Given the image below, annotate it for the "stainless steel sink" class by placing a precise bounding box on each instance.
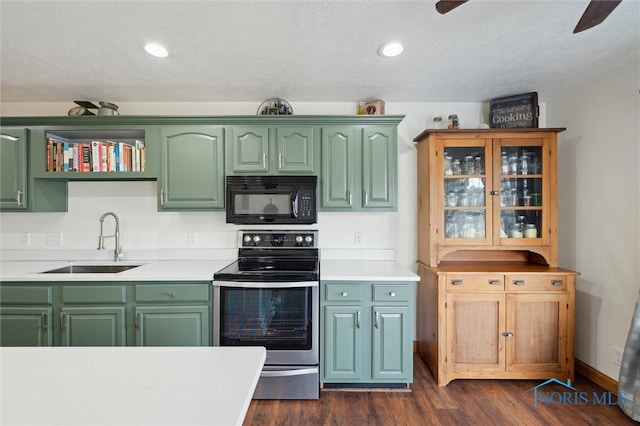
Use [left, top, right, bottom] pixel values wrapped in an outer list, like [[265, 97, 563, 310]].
[[41, 264, 141, 274]]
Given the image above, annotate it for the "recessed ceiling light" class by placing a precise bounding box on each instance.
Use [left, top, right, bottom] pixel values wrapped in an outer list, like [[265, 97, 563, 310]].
[[144, 43, 169, 58], [378, 42, 404, 58]]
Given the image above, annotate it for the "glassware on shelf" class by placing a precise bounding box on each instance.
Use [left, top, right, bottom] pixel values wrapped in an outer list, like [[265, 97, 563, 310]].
[[447, 114, 459, 129], [474, 156, 483, 175], [522, 180, 531, 206], [452, 159, 462, 175], [444, 155, 453, 175], [520, 155, 529, 175], [463, 155, 474, 175], [432, 116, 443, 129], [509, 215, 526, 238], [524, 224, 537, 238], [508, 156, 519, 175], [501, 153, 509, 175]]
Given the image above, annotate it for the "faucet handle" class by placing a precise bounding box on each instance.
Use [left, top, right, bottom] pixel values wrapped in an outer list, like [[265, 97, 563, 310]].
[[97, 237, 104, 250]]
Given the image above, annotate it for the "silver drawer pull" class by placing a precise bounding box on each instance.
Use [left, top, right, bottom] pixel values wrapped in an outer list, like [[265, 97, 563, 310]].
[[513, 280, 525, 286], [165, 291, 174, 297], [451, 279, 463, 286], [341, 292, 348, 297], [488, 280, 501, 285], [551, 280, 563, 286], [389, 292, 396, 297]]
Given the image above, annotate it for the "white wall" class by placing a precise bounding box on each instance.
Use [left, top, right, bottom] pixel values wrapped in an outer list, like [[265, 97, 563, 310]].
[[547, 60, 640, 380], [0, 101, 490, 270]]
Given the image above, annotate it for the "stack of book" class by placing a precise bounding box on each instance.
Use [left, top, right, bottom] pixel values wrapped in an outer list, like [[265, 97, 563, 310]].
[[46, 138, 145, 172]]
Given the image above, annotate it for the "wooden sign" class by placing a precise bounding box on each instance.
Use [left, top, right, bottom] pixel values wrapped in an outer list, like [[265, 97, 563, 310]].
[[490, 92, 539, 128]]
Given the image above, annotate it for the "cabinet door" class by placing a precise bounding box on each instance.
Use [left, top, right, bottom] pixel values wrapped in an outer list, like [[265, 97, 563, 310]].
[[362, 126, 396, 209], [323, 306, 363, 381], [439, 138, 492, 246], [0, 307, 53, 346], [275, 126, 317, 173], [229, 126, 269, 173], [371, 306, 412, 381], [59, 306, 126, 346], [159, 126, 225, 209], [493, 137, 550, 246], [506, 293, 567, 373], [320, 127, 357, 209], [135, 306, 210, 346], [446, 292, 505, 373], [0, 128, 28, 210]]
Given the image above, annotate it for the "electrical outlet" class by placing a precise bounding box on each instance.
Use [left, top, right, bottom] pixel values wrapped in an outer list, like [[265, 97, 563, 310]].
[[46, 232, 62, 247], [188, 232, 198, 245], [614, 346, 623, 366], [354, 232, 363, 245], [20, 232, 31, 246]]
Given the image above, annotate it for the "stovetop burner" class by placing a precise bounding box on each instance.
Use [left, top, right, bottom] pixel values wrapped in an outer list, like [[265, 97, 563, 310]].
[[214, 230, 319, 282]]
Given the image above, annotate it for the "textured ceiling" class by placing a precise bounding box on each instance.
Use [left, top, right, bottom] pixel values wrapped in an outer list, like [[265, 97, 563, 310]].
[[1, 0, 638, 103]]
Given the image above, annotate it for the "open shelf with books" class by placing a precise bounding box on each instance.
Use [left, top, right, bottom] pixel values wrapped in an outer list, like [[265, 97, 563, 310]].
[[31, 128, 155, 180]]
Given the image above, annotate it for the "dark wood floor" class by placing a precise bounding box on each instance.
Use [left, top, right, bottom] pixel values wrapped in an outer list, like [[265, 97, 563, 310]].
[[243, 355, 636, 425]]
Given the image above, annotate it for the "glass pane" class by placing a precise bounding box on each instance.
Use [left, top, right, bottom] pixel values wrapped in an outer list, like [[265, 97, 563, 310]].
[[500, 177, 542, 207], [220, 287, 312, 350], [444, 177, 485, 208], [500, 210, 542, 239], [233, 193, 291, 215], [444, 147, 485, 176], [445, 210, 486, 239]]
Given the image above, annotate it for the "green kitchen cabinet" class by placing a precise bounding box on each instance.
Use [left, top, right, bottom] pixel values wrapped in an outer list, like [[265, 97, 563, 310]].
[[59, 306, 126, 346], [320, 125, 397, 211], [227, 125, 318, 175], [321, 281, 413, 385], [0, 284, 54, 346], [58, 284, 127, 346], [133, 282, 211, 346], [0, 128, 29, 210], [158, 126, 225, 210], [323, 305, 364, 381]]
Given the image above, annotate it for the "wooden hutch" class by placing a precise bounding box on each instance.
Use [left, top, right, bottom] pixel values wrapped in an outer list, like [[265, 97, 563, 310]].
[[414, 128, 579, 386]]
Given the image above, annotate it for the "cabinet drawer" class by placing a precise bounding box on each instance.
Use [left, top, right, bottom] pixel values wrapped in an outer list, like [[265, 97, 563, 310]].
[[324, 283, 363, 302], [506, 275, 567, 291], [61, 286, 127, 304], [135, 283, 210, 302], [0, 286, 53, 304], [372, 284, 410, 302], [446, 275, 504, 291]]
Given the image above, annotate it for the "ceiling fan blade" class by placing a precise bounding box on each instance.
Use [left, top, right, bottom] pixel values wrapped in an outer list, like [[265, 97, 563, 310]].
[[435, 0, 469, 15], [573, 0, 622, 33]]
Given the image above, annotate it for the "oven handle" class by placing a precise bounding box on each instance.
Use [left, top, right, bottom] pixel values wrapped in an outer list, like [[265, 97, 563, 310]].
[[213, 280, 318, 288], [260, 368, 318, 378]]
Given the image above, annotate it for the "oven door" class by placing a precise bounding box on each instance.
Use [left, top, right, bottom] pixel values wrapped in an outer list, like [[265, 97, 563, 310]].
[[213, 281, 319, 366]]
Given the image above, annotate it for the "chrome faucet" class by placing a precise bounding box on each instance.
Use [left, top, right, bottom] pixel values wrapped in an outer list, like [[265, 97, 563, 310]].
[[98, 211, 122, 261]]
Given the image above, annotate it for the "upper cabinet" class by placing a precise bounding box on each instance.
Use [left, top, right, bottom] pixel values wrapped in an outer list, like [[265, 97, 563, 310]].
[[158, 126, 225, 210], [0, 115, 404, 212], [0, 128, 28, 210], [226, 125, 318, 175], [415, 128, 564, 266], [321, 125, 397, 211]]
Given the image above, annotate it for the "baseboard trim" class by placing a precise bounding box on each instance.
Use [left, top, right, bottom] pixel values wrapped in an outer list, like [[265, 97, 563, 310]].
[[575, 358, 618, 394]]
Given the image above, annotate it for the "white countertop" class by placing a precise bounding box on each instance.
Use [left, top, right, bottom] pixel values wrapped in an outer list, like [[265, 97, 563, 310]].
[[0, 259, 417, 282], [0, 346, 266, 426], [320, 260, 418, 281]]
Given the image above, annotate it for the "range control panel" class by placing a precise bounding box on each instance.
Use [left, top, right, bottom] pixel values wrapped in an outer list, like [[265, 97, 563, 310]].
[[239, 230, 318, 248]]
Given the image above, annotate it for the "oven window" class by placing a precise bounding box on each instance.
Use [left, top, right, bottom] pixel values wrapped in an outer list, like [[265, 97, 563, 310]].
[[233, 194, 291, 215], [219, 287, 312, 350]]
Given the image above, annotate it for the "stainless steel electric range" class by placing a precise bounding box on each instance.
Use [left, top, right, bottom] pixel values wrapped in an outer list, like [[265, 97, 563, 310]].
[[213, 230, 319, 400]]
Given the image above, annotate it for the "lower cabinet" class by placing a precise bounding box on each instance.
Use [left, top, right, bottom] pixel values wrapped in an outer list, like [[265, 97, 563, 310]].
[[134, 282, 211, 346], [321, 280, 413, 385], [59, 284, 127, 346], [417, 264, 577, 386], [0, 284, 54, 346], [0, 281, 211, 347]]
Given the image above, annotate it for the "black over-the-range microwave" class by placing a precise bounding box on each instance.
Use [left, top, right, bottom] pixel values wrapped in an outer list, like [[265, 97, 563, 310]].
[[225, 175, 317, 225]]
